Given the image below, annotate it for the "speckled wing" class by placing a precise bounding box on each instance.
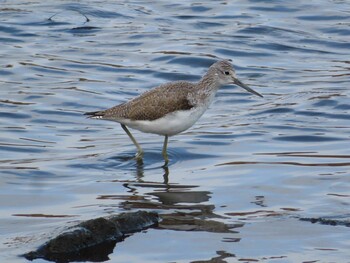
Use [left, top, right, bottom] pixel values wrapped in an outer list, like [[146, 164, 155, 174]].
[[87, 81, 196, 122]]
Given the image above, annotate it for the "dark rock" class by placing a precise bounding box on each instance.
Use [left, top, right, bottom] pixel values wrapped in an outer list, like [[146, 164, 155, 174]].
[[23, 211, 159, 262], [109, 210, 158, 234]]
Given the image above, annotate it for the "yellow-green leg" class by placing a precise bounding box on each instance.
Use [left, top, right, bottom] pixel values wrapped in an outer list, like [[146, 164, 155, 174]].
[[162, 135, 169, 164], [121, 124, 143, 159]]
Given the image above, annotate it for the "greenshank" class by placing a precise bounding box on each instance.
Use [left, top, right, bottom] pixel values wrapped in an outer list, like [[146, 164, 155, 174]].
[[85, 60, 263, 163]]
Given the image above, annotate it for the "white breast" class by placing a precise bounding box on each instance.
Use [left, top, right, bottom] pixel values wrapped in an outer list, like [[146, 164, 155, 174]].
[[121, 104, 209, 136]]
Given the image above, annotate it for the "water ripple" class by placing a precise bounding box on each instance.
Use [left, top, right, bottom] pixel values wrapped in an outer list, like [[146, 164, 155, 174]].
[[1, 0, 350, 262]]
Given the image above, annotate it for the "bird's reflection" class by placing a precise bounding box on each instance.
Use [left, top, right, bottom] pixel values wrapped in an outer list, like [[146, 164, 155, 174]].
[[132, 157, 170, 184], [122, 159, 243, 233]]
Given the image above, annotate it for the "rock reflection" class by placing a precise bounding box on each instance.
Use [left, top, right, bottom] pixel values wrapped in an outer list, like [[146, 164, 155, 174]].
[[191, 250, 236, 263]]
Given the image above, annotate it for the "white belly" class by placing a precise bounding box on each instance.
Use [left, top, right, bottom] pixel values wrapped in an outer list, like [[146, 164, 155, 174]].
[[121, 106, 208, 136]]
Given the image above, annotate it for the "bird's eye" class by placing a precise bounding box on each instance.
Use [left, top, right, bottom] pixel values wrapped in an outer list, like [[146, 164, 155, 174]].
[[224, 71, 230, 75]]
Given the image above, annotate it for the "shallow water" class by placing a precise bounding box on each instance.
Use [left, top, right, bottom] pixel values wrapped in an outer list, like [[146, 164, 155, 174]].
[[1, 0, 350, 262]]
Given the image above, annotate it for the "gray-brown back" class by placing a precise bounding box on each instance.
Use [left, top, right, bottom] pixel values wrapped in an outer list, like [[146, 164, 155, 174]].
[[97, 81, 196, 121]]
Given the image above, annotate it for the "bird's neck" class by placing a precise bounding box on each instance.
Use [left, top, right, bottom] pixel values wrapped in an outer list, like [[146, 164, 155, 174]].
[[189, 71, 221, 107], [197, 70, 221, 93]]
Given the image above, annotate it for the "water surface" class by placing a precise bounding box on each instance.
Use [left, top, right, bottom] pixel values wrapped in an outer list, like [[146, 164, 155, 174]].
[[1, 0, 349, 262]]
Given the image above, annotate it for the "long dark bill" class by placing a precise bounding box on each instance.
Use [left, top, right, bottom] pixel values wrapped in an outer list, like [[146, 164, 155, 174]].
[[233, 78, 263, 98]]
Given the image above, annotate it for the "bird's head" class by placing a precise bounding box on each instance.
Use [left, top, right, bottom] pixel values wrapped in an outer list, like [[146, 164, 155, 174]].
[[211, 60, 263, 98]]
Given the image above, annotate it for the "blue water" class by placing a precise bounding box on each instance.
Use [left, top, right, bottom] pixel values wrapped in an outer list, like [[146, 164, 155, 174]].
[[1, 1, 349, 262]]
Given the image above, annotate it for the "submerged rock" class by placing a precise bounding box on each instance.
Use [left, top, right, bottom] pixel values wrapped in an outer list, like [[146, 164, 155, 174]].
[[23, 211, 159, 262], [159, 213, 243, 233], [299, 215, 350, 227]]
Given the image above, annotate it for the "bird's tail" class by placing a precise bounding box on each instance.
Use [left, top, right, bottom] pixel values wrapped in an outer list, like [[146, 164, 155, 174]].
[[84, 110, 105, 119]]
